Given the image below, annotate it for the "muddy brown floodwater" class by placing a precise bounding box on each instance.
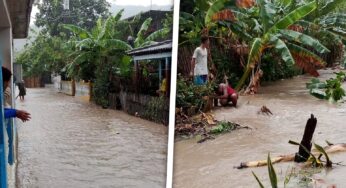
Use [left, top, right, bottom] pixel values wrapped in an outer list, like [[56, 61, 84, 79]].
[[16, 87, 167, 188], [174, 69, 346, 188]]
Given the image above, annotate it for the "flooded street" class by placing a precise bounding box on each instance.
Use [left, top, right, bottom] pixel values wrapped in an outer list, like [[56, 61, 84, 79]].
[[16, 87, 167, 188], [174, 69, 346, 187]]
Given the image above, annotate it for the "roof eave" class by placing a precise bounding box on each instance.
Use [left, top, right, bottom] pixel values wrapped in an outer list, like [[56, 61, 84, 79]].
[[7, 0, 34, 38]]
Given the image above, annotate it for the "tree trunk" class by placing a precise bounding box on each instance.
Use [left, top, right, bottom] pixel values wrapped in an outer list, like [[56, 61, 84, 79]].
[[294, 114, 317, 162]]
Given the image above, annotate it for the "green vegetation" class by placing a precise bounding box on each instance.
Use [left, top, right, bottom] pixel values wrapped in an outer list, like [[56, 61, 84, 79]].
[[252, 155, 310, 188], [16, 1, 172, 110], [176, 76, 215, 111], [307, 71, 346, 101], [178, 0, 346, 103], [35, 0, 110, 36], [143, 96, 169, 124], [16, 32, 70, 77], [253, 141, 333, 188], [253, 154, 278, 188], [288, 140, 332, 168], [209, 121, 239, 134]]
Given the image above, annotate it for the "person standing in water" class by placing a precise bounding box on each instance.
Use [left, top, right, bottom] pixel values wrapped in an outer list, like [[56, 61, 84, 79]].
[[191, 36, 209, 85], [16, 80, 26, 101]]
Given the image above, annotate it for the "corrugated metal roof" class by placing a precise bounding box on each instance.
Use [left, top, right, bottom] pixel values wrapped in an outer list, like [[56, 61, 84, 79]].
[[127, 40, 172, 56]]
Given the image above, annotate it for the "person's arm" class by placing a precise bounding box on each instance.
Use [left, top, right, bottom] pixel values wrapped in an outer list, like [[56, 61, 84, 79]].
[[4, 108, 17, 118], [219, 86, 229, 99], [190, 48, 198, 76], [224, 75, 229, 85], [190, 58, 196, 76], [4, 108, 31, 122]]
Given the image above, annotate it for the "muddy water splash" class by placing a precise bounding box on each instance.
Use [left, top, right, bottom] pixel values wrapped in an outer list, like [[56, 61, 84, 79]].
[[16, 87, 167, 188], [174, 69, 346, 188]]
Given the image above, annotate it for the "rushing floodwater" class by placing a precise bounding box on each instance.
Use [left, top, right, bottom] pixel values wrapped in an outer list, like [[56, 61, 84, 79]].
[[174, 69, 346, 188], [16, 87, 168, 188]]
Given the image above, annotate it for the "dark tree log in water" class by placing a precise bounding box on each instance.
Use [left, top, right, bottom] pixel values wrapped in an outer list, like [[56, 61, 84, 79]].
[[236, 115, 346, 169], [294, 114, 317, 162]]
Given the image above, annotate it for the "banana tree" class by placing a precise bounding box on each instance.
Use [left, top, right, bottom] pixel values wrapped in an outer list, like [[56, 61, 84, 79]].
[[132, 17, 170, 48], [179, 12, 208, 45], [63, 10, 133, 79], [64, 10, 170, 78], [294, 0, 346, 66], [207, 0, 330, 91]]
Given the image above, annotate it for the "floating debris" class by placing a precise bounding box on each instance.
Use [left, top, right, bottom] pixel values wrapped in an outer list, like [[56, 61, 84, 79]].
[[236, 115, 346, 169], [175, 108, 251, 143], [258, 105, 273, 115]]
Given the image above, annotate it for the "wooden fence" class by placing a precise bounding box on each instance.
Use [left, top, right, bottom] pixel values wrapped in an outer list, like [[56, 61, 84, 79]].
[[109, 92, 169, 125], [58, 78, 168, 125], [23, 76, 44, 88]]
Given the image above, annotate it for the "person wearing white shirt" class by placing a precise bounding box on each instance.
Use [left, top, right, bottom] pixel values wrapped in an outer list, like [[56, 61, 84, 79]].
[[191, 36, 209, 85]]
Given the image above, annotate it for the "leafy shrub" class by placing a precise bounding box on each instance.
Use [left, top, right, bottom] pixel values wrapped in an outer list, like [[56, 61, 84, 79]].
[[93, 64, 111, 107], [306, 71, 346, 101], [143, 96, 168, 124], [209, 121, 238, 134], [176, 76, 215, 109], [261, 53, 303, 82]]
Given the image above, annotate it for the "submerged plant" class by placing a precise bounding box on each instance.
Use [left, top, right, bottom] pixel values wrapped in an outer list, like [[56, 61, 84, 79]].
[[325, 79, 345, 102], [253, 141, 334, 187], [314, 143, 332, 168], [306, 71, 345, 102], [252, 154, 278, 188], [209, 121, 238, 134]]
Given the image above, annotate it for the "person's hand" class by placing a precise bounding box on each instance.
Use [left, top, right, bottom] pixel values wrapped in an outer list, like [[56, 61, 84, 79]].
[[16, 110, 31, 122]]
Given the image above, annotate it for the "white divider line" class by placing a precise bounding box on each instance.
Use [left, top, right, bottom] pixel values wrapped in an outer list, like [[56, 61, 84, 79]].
[[166, 0, 180, 187]]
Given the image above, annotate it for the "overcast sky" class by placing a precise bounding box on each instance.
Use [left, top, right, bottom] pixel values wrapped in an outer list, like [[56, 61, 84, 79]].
[[19, 0, 173, 52], [31, 0, 173, 21], [109, 0, 172, 6]]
